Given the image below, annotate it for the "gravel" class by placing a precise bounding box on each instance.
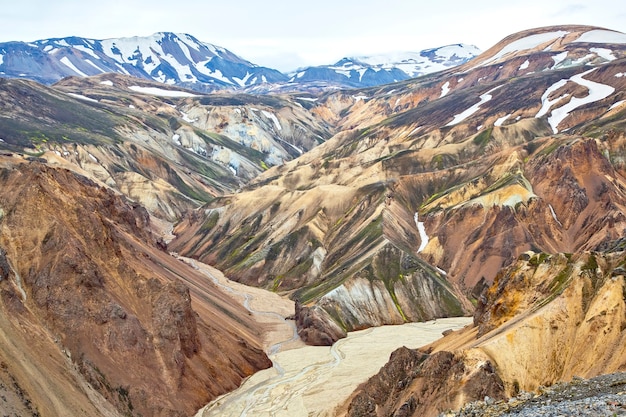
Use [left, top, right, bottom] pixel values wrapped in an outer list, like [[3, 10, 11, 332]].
[[441, 372, 626, 417]]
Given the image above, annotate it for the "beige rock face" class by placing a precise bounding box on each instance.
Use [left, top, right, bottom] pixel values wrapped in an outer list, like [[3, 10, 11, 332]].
[[472, 251, 626, 391], [344, 250, 626, 416]]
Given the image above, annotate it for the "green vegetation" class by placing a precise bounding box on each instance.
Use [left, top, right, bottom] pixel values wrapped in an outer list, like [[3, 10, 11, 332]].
[[473, 127, 493, 148], [163, 163, 213, 203], [430, 153, 457, 170], [529, 252, 550, 267], [538, 139, 564, 156], [581, 253, 598, 272], [198, 94, 287, 109], [199, 211, 220, 233]]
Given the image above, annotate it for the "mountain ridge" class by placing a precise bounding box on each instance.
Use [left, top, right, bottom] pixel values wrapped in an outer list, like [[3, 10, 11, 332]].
[[0, 32, 479, 92], [170, 24, 626, 344], [0, 23, 625, 416]]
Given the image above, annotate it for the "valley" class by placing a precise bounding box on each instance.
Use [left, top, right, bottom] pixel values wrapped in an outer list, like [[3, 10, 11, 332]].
[[181, 256, 471, 417], [0, 23, 625, 417]]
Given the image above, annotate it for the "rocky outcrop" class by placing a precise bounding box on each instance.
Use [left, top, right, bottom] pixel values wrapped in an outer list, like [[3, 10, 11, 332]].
[[294, 301, 346, 345], [0, 75, 332, 222], [0, 159, 270, 416], [343, 249, 626, 416], [346, 349, 505, 417]]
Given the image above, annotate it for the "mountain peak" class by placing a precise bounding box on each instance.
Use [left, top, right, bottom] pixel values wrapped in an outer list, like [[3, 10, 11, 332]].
[[466, 24, 626, 69], [0, 33, 287, 90]]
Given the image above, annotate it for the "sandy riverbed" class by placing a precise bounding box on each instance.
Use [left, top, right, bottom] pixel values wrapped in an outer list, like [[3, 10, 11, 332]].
[[184, 258, 472, 417]]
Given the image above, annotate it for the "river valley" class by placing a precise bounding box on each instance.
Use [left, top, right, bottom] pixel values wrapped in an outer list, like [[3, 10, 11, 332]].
[[176, 256, 471, 417]]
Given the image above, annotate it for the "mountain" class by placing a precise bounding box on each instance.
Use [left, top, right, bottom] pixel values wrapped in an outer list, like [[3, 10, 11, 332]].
[[345, 248, 626, 416], [0, 33, 479, 93], [0, 158, 270, 416], [170, 25, 626, 344], [286, 44, 481, 89], [0, 73, 332, 220], [0, 32, 288, 91], [1, 23, 626, 416]]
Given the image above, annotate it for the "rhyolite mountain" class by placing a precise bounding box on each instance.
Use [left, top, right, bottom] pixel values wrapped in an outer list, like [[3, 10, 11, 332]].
[[0, 158, 271, 416], [0, 32, 479, 92], [345, 247, 626, 417], [0, 72, 332, 220], [170, 25, 626, 345]]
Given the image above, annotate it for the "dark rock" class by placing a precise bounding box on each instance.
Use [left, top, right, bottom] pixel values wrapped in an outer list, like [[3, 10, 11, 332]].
[[0, 247, 10, 281], [294, 301, 347, 346], [347, 349, 505, 417]]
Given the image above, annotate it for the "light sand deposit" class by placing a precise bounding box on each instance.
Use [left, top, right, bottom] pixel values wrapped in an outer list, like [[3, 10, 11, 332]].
[[186, 257, 472, 417]]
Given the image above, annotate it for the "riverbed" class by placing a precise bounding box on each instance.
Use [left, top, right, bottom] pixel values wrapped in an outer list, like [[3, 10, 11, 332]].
[[182, 257, 472, 417]]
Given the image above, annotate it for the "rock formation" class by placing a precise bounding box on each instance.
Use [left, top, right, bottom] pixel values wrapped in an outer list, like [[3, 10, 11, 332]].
[[344, 249, 626, 416], [0, 157, 270, 416], [171, 25, 626, 339]]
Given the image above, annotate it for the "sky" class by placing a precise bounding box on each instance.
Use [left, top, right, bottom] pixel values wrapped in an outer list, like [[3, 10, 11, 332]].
[[1, 1, 625, 72]]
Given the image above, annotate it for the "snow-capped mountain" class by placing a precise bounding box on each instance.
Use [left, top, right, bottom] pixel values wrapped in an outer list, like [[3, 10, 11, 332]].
[[287, 44, 481, 88], [0, 32, 287, 91], [0, 34, 480, 93]]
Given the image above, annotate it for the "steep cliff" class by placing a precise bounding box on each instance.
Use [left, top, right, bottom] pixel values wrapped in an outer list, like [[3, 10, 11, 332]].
[[0, 157, 270, 416], [344, 249, 626, 416]]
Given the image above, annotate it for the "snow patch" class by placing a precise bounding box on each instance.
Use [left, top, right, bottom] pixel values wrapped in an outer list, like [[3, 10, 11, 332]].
[[547, 68, 614, 133], [128, 85, 198, 97], [60, 56, 89, 77], [100, 80, 114, 86], [414, 213, 429, 253], [519, 60, 530, 70], [180, 111, 196, 123], [233, 71, 253, 87], [261, 110, 282, 131], [616, 73, 625, 78], [440, 81, 450, 98], [574, 30, 626, 44], [67, 93, 98, 103], [73, 45, 100, 59], [609, 100, 625, 110], [536, 79, 569, 118], [446, 85, 502, 126], [83, 59, 104, 72], [494, 114, 512, 127], [590, 47, 616, 61], [172, 134, 182, 146], [88, 153, 98, 163], [551, 51, 568, 67], [480, 31, 569, 66], [548, 204, 562, 227], [352, 95, 368, 101]]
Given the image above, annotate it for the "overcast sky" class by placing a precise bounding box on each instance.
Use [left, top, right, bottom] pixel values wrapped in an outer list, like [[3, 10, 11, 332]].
[[1, 1, 625, 71]]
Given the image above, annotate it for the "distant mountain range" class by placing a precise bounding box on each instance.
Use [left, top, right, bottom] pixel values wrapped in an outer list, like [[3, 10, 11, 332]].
[[0, 33, 480, 92], [287, 45, 481, 88]]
